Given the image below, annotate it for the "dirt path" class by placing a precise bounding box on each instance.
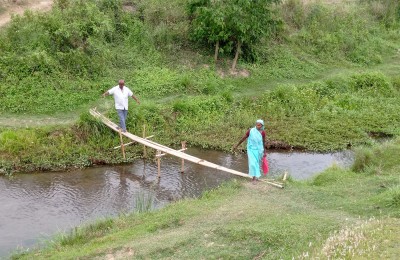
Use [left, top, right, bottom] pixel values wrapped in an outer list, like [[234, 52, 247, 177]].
[[0, 114, 76, 127], [0, 0, 53, 27]]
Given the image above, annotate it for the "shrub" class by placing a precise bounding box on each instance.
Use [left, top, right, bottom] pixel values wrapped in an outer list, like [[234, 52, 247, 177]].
[[352, 139, 400, 173], [387, 187, 400, 208], [349, 72, 394, 97], [0, 129, 39, 155], [311, 166, 354, 186]]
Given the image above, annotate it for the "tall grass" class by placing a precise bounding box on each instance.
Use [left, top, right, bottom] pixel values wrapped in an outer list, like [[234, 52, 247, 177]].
[[134, 190, 155, 213], [351, 137, 400, 173], [278, 0, 399, 64]]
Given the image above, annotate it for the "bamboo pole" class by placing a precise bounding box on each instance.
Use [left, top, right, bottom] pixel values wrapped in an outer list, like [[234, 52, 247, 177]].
[[155, 148, 187, 158], [157, 150, 161, 178], [113, 135, 154, 150], [181, 141, 186, 173], [259, 179, 284, 189], [143, 124, 147, 159], [118, 129, 126, 159], [263, 179, 284, 186], [283, 171, 288, 181]]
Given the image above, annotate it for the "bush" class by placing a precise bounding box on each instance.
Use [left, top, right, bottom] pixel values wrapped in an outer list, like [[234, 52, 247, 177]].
[[135, 0, 189, 51], [311, 166, 354, 186], [352, 139, 400, 173], [349, 72, 394, 97], [286, 1, 393, 65], [0, 129, 39, 155], [387, 187, 400, 208]]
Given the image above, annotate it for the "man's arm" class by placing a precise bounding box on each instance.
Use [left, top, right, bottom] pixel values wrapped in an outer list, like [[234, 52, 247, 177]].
[[132, 95, 140, 104], [102, 91, 109, 98]]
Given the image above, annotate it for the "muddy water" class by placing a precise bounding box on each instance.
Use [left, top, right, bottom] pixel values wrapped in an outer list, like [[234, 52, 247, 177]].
[[0, 148, 353, 257]]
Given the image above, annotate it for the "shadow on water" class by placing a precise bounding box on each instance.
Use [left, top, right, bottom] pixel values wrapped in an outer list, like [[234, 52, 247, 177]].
[[0, 147, 353, 257]]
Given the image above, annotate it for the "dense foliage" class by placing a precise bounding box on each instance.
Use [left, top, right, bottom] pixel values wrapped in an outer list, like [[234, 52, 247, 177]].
[[188, 0, 282, 68]]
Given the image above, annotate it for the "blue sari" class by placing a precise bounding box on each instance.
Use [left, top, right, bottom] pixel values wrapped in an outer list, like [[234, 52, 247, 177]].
[[247, 127, 264, 178]]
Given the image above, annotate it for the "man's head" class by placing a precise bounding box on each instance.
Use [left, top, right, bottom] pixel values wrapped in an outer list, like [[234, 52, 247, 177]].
[[118, 79, 125, 88]]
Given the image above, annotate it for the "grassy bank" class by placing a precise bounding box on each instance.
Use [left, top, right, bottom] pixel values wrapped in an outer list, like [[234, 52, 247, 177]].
[[11, 138, 400, 259], [2, 67, 400, 174]]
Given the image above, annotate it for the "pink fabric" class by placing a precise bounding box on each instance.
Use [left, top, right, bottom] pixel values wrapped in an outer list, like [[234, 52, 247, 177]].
[[262, 156, 269, 175]]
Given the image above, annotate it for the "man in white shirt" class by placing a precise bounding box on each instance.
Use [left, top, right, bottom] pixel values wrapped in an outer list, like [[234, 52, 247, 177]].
[[102, 79, 140, 132]]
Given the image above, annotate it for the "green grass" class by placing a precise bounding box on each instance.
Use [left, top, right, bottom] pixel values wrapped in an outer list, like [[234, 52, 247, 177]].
[[11, 138, 400, 259]]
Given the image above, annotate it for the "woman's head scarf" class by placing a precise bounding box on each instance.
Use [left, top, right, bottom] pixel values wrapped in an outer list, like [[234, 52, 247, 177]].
[[256, 119, 264, 130]]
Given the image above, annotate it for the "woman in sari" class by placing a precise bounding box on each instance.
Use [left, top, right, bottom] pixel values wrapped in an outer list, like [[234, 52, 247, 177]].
[[233, 119, 266, 183]]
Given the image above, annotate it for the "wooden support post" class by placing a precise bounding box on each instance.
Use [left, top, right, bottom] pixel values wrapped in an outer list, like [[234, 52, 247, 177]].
[[157, 150, 161, 178], [283, 171, 288, 181], [180, 141, 186, 173], [143, 124, 147, 159], [119, 129, 126, 159]]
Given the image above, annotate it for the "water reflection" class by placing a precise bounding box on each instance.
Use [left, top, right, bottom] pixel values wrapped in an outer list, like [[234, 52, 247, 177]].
[[0, 148, 353, 257]]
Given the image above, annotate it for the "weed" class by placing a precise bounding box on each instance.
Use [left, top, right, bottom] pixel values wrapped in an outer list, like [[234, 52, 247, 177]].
[[134, 190, 155, 214]]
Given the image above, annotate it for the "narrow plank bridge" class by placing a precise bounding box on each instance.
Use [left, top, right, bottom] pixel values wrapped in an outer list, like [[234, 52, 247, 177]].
[[89, 108, 283, 188]]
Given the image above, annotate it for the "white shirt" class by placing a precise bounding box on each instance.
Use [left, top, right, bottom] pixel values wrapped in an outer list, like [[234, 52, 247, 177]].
[[108, 85, 133, 110]]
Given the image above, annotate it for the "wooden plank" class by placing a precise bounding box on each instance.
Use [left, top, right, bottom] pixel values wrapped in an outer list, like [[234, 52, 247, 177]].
[[90, 108, 250, 178], [143, 125, 147, 158], [156, 148, 187, 158], [181, 141, 186, 173]]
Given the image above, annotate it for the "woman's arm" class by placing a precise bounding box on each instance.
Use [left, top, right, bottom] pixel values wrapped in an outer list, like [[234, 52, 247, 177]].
[[233, 129, 250, 150], [234, 135, 247, 149]]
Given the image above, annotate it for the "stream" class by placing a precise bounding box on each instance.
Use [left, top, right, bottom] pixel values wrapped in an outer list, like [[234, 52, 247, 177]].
[[0, 147, 353, 258]]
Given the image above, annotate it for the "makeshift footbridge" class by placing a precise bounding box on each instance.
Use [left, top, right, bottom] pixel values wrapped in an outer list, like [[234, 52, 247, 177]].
[[89, 108, 283, 188]]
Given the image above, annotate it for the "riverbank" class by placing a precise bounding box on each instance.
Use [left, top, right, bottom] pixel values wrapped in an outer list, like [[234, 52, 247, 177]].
[[1, 148, 353, 257], [11, 138, 400, 259]]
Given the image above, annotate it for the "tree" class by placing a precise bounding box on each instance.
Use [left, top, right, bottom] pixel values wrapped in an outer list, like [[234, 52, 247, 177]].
[[188, 0, 229, 63], [189, 0, 281, 70]]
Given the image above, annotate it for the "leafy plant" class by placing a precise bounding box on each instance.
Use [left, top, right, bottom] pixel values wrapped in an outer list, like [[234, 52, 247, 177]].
[[188, 0, 281, 69]]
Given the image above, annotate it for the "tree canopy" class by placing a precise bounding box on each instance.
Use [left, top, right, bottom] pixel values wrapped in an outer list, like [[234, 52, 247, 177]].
[[188, 0, 281, 70]]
